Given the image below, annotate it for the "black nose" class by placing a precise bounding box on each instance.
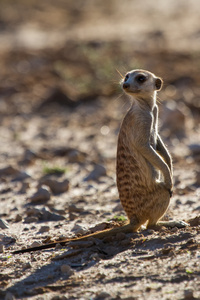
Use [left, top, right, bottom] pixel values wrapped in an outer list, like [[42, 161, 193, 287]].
[[123, 82, 130, 89]]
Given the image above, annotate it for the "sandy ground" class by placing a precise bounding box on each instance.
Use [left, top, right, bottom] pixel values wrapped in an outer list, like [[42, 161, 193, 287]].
[[0, 1, 200, 299]]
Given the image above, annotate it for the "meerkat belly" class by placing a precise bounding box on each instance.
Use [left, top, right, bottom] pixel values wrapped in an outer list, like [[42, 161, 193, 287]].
[[117, 144, 157, 194]]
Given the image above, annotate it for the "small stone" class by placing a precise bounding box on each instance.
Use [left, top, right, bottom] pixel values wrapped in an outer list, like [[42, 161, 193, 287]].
[[0, 165, 20, 177], [12, 171, 31, 182], [0, 244, 4, 253], [30, 241, 42, 248], [18, 181, 30, 194], [0, 218, 9, 229], [69, 212, 79, 221], [188, 216, 200, 227], [15, 214, 22, 222], [195, 170, 200, 185], [84, 164, 107, 181], [68, 204, 83, 213], [72, 224, 87, 235], [29, 187, 51, 203], [55, 243, 62, 250], [96, 291, 111, 299], [5, 292, 16, 300], [184, 288, 194, 299], [171, 227, 178, 233], [60, 264, 74, 276], [40, 179, 69, 195], [23, 262, 32, 269], [38, 225, 50, 233], [24, 216, 38, 223]]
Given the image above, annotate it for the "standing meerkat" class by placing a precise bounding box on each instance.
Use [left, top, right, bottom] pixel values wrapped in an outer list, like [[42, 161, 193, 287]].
[[117, 69, 173, 230], [13, 69, 187, 254]]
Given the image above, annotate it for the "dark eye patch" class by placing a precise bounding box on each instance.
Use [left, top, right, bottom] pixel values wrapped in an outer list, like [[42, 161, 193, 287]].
[[136, 74, 147, 83], [124, 74, 129, 81]]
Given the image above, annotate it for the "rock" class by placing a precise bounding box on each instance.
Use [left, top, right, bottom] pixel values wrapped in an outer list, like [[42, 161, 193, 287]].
[[68, 149, 86, 163], [0, 244, 4, 253], [0, 218, 9, 229], [40, 178, 69, 194], [183, 288, 194, 299], [188, 216, 200, 227], [40, 207, 65, 221], [29, 187, 51, 203], [23, 262, 32, 269], [0, 165, 20, 177], [84, 164, 107, 181], [24, 216, 38, 223], [95, 291, 111, 299], [5, 292, 16, 300], [30, 241, 42, 248], [195, 170, 200, 186], [18, 181, 30, 194], [12, 171, 31, 182], [15, 214, 22, 222], [72, 224, 88, 235], [26, 206, 65, 221], [19, 149, 38, 165], [60, 264, 74, 276], [38, 225, 50, 233], [68, 204, 84, 213]]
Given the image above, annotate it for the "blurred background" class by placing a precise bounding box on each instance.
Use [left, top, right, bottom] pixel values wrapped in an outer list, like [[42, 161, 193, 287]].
[[0, 2, 200, 297]]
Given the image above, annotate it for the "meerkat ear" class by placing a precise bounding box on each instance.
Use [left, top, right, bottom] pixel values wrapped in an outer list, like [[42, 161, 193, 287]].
[[155, 77, 163, 91]]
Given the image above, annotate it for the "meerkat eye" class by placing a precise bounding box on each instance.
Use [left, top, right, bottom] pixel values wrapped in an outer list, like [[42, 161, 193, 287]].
[[137, 75, 146, 83], [124, 74, 129, 81]]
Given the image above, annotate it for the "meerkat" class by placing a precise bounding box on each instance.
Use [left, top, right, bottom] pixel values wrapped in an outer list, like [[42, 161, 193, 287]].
[[13, 69, 187, 254]]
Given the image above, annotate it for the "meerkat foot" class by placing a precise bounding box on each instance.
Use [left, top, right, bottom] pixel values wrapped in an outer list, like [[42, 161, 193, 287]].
[[148, 220, 189, 230]]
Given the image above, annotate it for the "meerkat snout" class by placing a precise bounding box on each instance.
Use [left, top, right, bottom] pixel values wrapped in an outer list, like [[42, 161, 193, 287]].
[[123, 82, 130, 89]]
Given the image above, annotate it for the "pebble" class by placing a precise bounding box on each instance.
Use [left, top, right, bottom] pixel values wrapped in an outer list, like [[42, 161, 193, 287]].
[[72, 224, 88, 235], [60, 264, 74, 276], [68, 204, 84, 213], [24, 216, 38, 223], [29, 187, 51, 203], [23, 262, 32, 269], [30, 241, 42, 248], [5, 292, 16, 300], [0, 165, 20, 177], [195, 170, 200, 185], [84, 164, 107, 181], [40, 178, 69, 195], [38, 225, 50, 233], [0, 218, 9, 229], [18, 181, 30, 194], [15, 214, 23, 222], [68, 149, 86, 163], [184, 288, 194, 299], [0, 244, 4, 253], [12, 171, 31, 182], [96, 291, 111, 299]]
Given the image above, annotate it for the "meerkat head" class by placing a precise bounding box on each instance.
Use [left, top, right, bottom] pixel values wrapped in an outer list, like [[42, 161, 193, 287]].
[[122, 69, 163, 99]]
